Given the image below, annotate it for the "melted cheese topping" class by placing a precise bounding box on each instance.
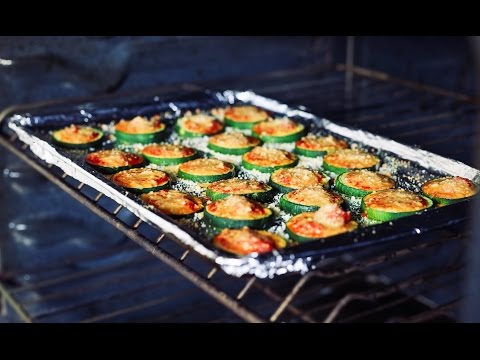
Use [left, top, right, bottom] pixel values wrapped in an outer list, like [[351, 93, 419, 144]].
[[243, 147, 297, 166], [209, 132, 260, 148], [252, 118, 304, 136], [364, 189, 429, 212], [422, 176, 478, 199], [208, 178, 270, 194], [115, 115, 164, 134], [324, 149, 380, 169], [287, 210, 357, 239], [141, 190, 204, 216], [342, 170, 395, 191], [53, 125, 101, 144], [271, 168, 327, 189], [207, 195, 270, 220], [112, 168, 169, 189], [285, 186, 343, 206], [85, 150, 144, 168], [224, 106, 268, 123], [313, 204, 350, 228], [179, 158, 233, 176], [296, 135, 349, 153], [143, 144, 196, 158], [178, 114, 223, 134], [213, 227, 285, 255]]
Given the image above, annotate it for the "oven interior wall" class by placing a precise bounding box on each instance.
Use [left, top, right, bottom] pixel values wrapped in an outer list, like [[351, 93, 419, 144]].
[[0, 36, 474, 109]]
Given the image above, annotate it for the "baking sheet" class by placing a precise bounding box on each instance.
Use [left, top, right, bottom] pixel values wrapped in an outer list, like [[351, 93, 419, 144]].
[[5, 89, 480, 278]]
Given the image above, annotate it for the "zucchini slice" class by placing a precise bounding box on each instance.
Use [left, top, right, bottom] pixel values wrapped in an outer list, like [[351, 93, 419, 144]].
[[142, 144, 197, 165], [175, 113, 224, 137], [223, 105, 269, 129], [140, 189, 204, 217], [252, 118, 306, 143], [114, 115, 166, 144], [207, 132, 261, 155], [52, 125, 104, 149], [111, 168, 170, 194], [213, 227, 287, 256], [85, 149, 145, 174], [205, 195, 273, 229], [421, 176, 479, 205], [286, 204, 357, 242], [280, 185, 343, 215], [335, 170, 395, 197], [206, 178, 274, 202], [323, 149, 380, 175], [270, 167, 329, 193], [242, 147, 298, 173], [361, 189, 433, 221], [178, 158, 235, 183], [294, 134, 349, 157]]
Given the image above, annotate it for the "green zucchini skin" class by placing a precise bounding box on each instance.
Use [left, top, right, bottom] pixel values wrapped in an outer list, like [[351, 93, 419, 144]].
[[242, 158, 299, 173], [294, 135, 349, 158], [121, 183, 169, 194], [174, 123, 207, 138], [223, 105, 268, 129], [204, 208, 273, 229], [177, 159, 235, 183], [52, 127, 104, 149], [335, 172, 371, 197], [85, 150, 146, 174], [207, 141, 259, 155], [279, 195, 320, 215], [206, 186, 274, 203], [335, 171, 395, 198], [423, 195, 475, 206], [294, 147, 327, 158], [223, 105, 269, 130], [224, 117, 263, 129], [142, 144, 198, 166], [421, 177, 479, 206], [361, 194, 433, 222], [268, 180, 297, 194], [206, 189, 274, 203], [143, 152, 198, 166], [177, 168, 235, 183], [114, 124, 167, 144], [87, 161, 145, 174], [279, 186, 343, 215], [323, 149, 380, 175], [285, 226, 319, 243], [323, 161, 377, 175], [252, 125, 306, 143], [242, 157, 299, 174], [174, 116, 224, 138], [242, 147, 299, 173], [335, 175, 370, 198], [88, 163, 144, 174], [285, 211, 357, 243], [111, 169, 170, 194]]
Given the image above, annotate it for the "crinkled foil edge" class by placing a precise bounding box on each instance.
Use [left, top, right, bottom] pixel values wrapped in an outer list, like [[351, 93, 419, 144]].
[[8, 90, 480, 279]]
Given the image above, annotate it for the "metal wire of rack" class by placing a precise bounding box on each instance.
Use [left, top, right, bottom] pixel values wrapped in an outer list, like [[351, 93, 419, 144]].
[[0, 64, 477, 322]]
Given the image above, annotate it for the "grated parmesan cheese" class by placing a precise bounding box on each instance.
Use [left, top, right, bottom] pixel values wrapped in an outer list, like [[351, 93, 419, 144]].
[[89, 104, 440, 253]]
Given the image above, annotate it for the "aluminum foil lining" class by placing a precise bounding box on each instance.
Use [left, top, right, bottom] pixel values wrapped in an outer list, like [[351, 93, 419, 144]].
[[7, 90, 480, 279]]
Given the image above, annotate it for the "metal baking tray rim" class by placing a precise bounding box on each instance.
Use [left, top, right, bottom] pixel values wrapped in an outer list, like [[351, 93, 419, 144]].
[[7, 89, 480, 279]]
